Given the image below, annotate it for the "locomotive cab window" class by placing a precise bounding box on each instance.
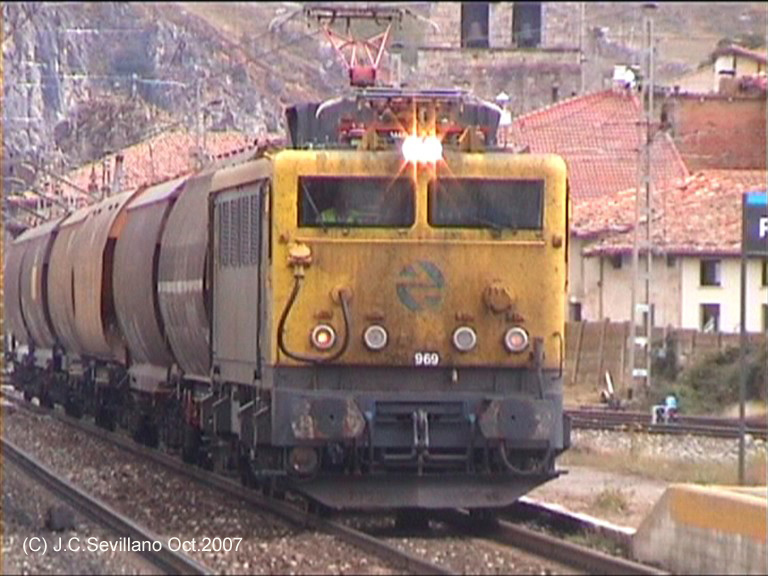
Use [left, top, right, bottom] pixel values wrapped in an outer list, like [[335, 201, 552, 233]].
[[428, 178, 544, 230], [298, 176, 415, 228]]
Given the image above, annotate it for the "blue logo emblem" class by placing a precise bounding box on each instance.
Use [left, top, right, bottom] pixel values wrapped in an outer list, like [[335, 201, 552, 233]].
[[396, 261, 445, 311]]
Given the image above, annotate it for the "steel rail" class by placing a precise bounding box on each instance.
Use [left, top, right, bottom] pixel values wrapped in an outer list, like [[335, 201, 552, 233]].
[[432, 509, 669, 576], [567, 408, 767, 440], [570, 418, 767, 440], [7, 399, 453, 576], [1, 437, 212, 576]]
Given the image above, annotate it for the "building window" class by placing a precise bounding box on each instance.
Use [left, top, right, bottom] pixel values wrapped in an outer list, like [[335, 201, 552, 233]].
[[569, 301, 582, 322], [610, 254, 622, 269], [700, 259, 721, 287], [763, 304, 768, 332], [513, 2, 542, 48], [461, 2, 489, 48], [762, 259, 768, 287], [701, 304, 720, 332]]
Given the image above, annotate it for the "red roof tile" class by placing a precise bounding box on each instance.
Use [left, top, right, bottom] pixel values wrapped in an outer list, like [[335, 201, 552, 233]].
[[580, 169, 768, 256], [56, 129, 252, 203], [509, 89, 689, 199], [712, 44, 768, 65]]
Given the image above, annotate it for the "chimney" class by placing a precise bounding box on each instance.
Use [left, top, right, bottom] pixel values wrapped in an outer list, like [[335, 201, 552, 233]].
[[112, 153, 124, 194]]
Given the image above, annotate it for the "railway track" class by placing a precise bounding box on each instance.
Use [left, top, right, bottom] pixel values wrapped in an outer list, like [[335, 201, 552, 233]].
[[1, 437, 211, 576], [2, 390, 452, 576], [567, 407, 768, 440], [433, 509, 667, 576], [5, 388, 670, 575]]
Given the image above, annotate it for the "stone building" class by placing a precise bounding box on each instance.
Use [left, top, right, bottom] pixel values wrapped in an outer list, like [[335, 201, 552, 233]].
[[405, 2, 585, 115]]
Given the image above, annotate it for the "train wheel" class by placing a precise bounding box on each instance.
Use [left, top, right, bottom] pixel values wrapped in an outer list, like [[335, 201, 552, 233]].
[[64, 395, 83, 419], [96, 407, 116, 431], [144, 422, 159, 449], [469, 508, 498, 531], [182, 425, 201, 465], [40, 393, 55, 410], [395, 508, 430, 532]]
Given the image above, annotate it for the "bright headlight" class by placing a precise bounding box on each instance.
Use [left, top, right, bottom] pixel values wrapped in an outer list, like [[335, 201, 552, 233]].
[[310, 324, 336, 351], [504, 327, 529, 353], [402, 135, 442, 164]]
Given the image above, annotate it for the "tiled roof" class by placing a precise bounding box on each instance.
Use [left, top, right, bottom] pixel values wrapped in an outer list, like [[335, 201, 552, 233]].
[[580, 170, 768, 256], [509, 89, 689, 199], [60, 129, 252, 200], [713, 44, 768, 65]]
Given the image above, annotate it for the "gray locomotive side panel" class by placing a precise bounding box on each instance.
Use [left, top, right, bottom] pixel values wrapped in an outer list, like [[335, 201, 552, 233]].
[[18, 218, 63, 349], [114, 178, 185, 369], [157, 172, 215, 379], [212, 184, 264, 384]]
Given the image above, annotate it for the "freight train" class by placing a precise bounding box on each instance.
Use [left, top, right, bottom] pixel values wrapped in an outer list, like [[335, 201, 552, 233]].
[[5, 86, 570, 510]]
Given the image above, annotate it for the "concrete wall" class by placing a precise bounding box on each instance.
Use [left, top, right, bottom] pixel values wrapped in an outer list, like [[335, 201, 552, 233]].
[[579, 253, 682, 328], [681, 257, 767, 334], [715, 54, 766, 88], [633, 484, 767, 575], [575, 253, 766, 334], [663, 95, 767, 170], [667, 66, 717, 94]]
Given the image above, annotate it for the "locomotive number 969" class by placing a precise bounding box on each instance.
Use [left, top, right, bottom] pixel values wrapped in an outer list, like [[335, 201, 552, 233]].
[[414, 352, 440, 366]]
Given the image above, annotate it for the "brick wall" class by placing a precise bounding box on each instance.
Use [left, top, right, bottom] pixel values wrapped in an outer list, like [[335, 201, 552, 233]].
[[663, 95, 767, 170]]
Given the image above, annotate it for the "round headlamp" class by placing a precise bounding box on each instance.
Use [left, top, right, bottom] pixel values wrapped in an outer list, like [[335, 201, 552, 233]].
[[310, 324, 337, 351], [452, 326, 478, 352], [363, 325, 388, 351], [504, 327, 529, 353]]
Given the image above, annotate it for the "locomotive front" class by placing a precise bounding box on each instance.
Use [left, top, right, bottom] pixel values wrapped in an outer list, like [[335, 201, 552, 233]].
[[267, 90, 570, 508]]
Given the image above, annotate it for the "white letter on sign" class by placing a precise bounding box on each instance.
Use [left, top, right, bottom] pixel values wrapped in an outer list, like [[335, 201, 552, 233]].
[[760, 217, 768, 239]]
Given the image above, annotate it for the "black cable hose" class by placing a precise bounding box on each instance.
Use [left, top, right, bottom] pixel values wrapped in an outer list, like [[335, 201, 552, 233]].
[[277, 275, 351, 364]]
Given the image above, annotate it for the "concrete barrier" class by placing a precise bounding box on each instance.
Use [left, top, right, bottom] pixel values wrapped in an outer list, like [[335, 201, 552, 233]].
[[632, 484, 767, 574]]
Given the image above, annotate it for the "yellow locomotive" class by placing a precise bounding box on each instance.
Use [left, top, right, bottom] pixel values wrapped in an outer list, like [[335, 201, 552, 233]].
[[6, 90, 569, 510]]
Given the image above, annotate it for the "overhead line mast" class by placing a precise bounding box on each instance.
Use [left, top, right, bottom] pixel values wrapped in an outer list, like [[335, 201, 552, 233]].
[[628, 3, 657, 401]]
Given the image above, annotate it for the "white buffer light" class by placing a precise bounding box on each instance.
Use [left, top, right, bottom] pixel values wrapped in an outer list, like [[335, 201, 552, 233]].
[[452, 326, 478, 352], [401, 135, 443, 164], [363, 325, 388, 351]]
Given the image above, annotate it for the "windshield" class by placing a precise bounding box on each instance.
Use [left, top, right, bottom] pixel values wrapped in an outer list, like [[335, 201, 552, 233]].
[[298, 176, 415, 228], [428, 178, 544, 230]]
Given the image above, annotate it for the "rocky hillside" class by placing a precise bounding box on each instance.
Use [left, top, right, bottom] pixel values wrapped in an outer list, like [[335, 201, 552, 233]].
[[2, 2, 346, 192], [3, 1, 765, 196]]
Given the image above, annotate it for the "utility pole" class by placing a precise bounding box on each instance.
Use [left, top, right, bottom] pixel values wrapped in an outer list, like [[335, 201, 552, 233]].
[[628, 3, 656, 401], [194, 66, 204, 170], [579, 1, 586, 94]]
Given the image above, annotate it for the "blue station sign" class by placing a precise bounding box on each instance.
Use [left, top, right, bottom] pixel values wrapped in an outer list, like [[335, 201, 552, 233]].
[[743, 192, 768, 256]]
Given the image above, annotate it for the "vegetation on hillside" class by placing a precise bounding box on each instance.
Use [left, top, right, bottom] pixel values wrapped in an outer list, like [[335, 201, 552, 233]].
[[650, 342, 767, 415]]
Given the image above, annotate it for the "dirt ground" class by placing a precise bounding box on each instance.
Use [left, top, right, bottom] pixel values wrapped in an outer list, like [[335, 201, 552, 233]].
[[527, 465, 669, 530]]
